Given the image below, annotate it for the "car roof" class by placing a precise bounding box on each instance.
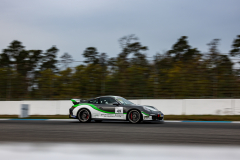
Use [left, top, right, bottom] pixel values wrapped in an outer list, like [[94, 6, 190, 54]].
[[88, 95, 120, 100], [97, 95, 118, 98]]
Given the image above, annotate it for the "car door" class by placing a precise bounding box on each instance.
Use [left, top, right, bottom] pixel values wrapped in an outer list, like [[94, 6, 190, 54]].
[[98, 97, 125, 119]]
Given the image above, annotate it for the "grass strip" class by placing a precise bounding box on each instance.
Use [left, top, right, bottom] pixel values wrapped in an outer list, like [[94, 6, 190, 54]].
[[0, 115, 240, 121], [0, 115, 69, 119]]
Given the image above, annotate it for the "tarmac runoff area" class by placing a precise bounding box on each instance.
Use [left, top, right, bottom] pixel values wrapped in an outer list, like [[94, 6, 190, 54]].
[[0, 119, 240, 145], [0, 119, 240, 159]]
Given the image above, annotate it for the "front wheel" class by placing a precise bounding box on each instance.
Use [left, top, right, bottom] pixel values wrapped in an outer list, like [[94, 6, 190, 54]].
[[128, 110, 142, 124], [78, 109, 91, 123]]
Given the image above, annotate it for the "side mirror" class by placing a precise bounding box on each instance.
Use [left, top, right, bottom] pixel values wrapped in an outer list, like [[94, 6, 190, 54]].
[[112, 102, 119, 106]]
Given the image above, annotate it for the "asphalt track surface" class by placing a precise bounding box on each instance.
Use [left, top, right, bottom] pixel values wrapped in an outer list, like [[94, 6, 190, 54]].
[[0, 120, 240, 145]]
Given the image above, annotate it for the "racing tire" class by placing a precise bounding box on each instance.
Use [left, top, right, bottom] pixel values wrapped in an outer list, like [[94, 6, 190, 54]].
[[95, 120, 102, 123], [128, 110, 142, 124], [78, 109, 91, 123]]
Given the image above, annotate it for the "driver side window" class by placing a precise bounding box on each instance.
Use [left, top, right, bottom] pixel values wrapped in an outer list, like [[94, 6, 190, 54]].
[[99, 97, 117, 105]]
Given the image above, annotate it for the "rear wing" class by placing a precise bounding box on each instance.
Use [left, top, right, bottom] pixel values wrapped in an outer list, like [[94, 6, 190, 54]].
[[71, 99, 87, 104], [71, 99, 79, 105]]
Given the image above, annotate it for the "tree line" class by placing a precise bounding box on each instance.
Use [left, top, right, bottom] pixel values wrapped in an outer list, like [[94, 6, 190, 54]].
[[0, 34, 240, 100]]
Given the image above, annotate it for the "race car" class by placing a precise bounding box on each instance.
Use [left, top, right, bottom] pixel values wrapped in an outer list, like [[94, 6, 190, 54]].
[[69, 96, 164, 124]]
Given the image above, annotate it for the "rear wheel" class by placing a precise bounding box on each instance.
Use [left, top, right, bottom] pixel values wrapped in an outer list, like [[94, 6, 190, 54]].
[[128, 110, 142, 124], [78, 109, 91, 123]]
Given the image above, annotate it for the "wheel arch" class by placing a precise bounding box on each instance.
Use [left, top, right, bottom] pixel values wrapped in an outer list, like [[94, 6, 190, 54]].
[[77, 107, 92, 118], [126, 108, 143, 121]]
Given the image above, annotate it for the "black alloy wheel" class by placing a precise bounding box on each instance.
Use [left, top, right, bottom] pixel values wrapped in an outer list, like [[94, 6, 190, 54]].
[[78, 109, 91, 122], [128, 110, 142, 124]]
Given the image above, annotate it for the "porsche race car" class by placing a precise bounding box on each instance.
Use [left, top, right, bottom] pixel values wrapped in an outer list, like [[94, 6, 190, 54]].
[[69, 96, 164, 124]]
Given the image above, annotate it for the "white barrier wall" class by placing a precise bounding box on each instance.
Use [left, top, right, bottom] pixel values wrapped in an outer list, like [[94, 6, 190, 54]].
[[0, 99, 240, 115], [135, 99, 240, 115]]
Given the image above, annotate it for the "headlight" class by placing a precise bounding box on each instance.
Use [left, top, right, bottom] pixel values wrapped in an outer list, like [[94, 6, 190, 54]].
[[143, 106, 159, 112]]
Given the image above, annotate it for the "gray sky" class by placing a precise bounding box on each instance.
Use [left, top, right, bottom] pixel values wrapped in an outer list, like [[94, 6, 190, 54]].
[[0, 0, 239, 61]]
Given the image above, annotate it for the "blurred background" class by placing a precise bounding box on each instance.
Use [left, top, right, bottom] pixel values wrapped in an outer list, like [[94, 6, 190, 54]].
[[0, 0, 240, 101], [0, 35, 240, 100]]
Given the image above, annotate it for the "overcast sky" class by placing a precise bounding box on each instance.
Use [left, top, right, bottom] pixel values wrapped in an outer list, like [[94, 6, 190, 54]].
[[0, 0, 239, 61]]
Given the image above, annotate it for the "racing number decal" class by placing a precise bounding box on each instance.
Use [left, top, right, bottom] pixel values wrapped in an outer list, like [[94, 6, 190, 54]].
[[115, 107, 123, 114]]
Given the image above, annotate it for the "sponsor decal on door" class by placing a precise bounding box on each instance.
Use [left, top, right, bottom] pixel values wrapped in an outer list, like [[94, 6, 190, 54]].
[[115, 107, 123, 114]]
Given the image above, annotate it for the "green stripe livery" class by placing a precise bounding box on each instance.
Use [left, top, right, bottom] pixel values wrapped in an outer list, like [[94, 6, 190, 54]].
[[73, 103, 149, 116], [73, 103, 127, 114], [141, 111, 149, 116]]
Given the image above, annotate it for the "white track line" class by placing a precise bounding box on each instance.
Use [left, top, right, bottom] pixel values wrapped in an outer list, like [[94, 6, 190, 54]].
[[232, 121, 240, 123], [164, 120, 181, 122]]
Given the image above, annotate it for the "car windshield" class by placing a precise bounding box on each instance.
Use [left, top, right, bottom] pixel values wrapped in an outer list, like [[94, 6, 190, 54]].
[[115, 97, 134, 105]]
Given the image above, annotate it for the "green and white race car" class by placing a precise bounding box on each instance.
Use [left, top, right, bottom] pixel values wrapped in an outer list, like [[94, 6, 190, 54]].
[[69, 96, 164, 124]]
